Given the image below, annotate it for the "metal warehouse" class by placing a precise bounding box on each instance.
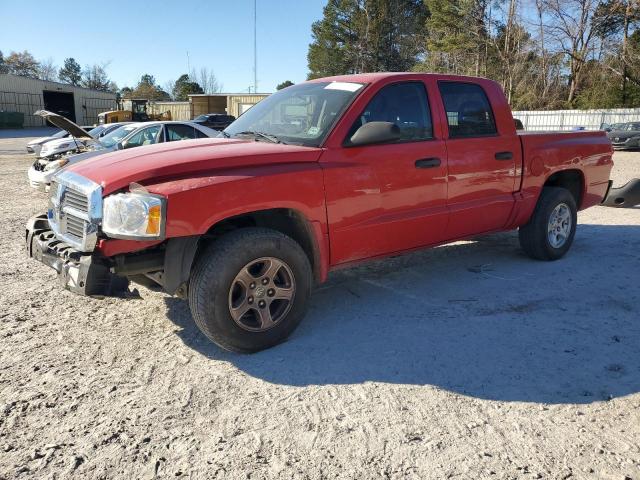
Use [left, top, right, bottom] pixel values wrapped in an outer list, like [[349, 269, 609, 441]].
[[0, 74, 116, 127], [189, 93, 269, 119]]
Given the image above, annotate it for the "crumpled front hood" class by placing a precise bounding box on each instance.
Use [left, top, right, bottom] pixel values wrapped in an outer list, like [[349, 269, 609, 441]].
[[66, 138, 323, 195]]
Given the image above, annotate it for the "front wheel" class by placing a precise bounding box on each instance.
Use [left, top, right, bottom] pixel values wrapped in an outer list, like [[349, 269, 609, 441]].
[[518, 186, 578, 261], [188, 228, 312, 353]]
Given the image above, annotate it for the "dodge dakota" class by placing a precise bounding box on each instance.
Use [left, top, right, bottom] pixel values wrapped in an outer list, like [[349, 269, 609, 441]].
[[27, 73, 614, 353]]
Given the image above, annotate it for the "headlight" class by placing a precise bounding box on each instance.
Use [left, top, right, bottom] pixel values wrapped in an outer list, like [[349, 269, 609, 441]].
[[102, 192, 165, 239], [44, 158, 69, 171]]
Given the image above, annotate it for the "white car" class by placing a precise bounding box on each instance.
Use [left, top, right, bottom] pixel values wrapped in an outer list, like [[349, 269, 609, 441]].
[[26, 124, 106, 156], [33, 111, 112, 159], [28, 119, 220, 190], [28, 115, 131, 190], [26, 129, 67, 156]]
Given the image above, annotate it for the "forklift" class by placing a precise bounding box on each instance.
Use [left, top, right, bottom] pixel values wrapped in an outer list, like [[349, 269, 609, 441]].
[[98, 99, 171, 124]]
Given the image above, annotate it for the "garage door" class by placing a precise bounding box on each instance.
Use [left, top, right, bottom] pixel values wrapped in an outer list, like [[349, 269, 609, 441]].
[[43, 91, 75, 122]]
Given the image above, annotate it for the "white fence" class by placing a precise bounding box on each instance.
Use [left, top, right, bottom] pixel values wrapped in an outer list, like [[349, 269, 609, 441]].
[[512, 108, 640, 131]]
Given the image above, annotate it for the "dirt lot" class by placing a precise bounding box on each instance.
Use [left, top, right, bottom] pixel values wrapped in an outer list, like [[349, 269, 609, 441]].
[[0, 132, 639, 480]]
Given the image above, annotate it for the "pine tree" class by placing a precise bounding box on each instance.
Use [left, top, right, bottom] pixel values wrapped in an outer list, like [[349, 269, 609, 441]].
[[307, 0, 427, 79], [59, 58, 82, 85], [173, 74, 204, 101]]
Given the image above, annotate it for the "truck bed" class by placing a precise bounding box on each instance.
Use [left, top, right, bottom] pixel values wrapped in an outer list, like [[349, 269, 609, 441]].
[[508, 130, 613, 228]]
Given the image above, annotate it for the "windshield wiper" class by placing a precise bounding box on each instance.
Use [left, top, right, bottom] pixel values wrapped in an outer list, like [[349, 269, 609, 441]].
[[234, 130, 281, 144]]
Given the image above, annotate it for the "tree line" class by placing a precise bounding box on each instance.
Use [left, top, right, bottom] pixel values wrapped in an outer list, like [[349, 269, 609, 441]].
[[0, 50, 221, 101], [307, 0, 640, 110]]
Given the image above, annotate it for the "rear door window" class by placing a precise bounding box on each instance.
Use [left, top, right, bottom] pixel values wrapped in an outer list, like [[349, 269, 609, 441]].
[[194, 128, 210, 138], [438, 82, 497, 138], [167, 124, 197, 141]]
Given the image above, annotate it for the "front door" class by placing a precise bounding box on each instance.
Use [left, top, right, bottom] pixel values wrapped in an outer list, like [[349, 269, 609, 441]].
[[322, 81, 449, 265], [437, 81, 520, 238]]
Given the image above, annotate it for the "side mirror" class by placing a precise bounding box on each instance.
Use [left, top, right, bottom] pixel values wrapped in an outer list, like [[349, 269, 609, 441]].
[[116, 141, 124, 150], [349, 121, 401, 147]]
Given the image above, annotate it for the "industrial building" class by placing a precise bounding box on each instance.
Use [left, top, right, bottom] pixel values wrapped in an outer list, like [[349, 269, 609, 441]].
[[188, 93, 269, 119], [0, 73, 117, 127]]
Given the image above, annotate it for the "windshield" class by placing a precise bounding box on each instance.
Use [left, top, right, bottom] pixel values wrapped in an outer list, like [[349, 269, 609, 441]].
[[87, 125, 106, 138], [194, 115, 208, 121], [51, 130, 68, 139], [100, 125, 139, 148], [224, 81, 365, 147]]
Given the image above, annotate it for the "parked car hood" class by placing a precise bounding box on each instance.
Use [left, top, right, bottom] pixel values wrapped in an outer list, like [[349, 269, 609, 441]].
[[27, 133, 67, 147], [67, 138, 323, 195], [607, 130, 640, 140], [34, 110, 93, 140], [39, 137, 89, 156]]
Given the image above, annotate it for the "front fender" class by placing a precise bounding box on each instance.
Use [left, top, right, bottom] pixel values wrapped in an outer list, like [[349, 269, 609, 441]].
[[147, 163, 328, 237]]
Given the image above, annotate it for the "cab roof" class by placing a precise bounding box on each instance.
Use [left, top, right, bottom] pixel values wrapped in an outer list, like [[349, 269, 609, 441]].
[[308, 72, 494, 85]]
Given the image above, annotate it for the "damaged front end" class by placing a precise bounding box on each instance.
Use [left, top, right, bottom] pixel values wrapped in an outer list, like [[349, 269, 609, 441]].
[[26, 214, 129, 296], [26, 213, 198, 299]]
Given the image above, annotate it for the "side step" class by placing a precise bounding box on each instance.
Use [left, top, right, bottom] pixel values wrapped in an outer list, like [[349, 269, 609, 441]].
[[601, 179, 640, 208]]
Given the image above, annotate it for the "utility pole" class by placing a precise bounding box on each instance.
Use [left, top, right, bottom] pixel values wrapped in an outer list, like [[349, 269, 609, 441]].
[[253, 0, 258, 93], [187, 51, 190, 75]]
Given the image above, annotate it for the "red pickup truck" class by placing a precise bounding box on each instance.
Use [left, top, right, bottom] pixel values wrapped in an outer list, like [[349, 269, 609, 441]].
[[26, 73, 614, 352]]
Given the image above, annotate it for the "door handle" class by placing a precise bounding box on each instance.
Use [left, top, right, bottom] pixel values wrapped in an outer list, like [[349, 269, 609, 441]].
[[495, 151, 513, 160], [415, 157, 441, 169]]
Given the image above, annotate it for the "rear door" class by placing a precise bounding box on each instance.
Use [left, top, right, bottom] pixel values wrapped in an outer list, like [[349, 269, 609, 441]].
[[438, 81, 520, 238], [322, 80, 449, 264]]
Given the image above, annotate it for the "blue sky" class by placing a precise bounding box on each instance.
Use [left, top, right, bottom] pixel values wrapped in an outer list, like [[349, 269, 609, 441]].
[[0, 0, 327, 93]]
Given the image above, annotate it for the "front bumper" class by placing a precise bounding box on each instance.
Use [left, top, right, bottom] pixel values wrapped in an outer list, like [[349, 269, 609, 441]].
[[27, 166, 54, 191], [611, 138, 639, 149], [26, 214, 128, 296]]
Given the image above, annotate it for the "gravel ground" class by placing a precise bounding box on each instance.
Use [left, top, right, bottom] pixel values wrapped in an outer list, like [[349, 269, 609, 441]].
[[0, 133, 639, 480]]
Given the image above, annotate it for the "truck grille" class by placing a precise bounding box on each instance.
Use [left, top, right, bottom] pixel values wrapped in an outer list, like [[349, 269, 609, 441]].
[[63, 188, 89, 213], [65, 214, 86, 238], [48, 172, 102, 252]]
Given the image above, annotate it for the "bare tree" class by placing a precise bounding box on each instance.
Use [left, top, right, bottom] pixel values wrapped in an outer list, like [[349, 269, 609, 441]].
[[542, 0, 610, 104], [534, 0, 550, 94], [190, 67, 222, 94], [38, 57, 58, 81], [81, 63, 113, 91], [163, 79, 176, 100]]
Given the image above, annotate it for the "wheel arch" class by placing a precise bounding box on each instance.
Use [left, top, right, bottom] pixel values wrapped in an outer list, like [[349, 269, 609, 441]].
[[542, 168, 585, 209], [164, 208, 327, 296]]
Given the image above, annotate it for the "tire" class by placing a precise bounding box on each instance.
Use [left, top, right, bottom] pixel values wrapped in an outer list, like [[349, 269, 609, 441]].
[[188, 227, 312, 353], [518, 186, 577, 261]]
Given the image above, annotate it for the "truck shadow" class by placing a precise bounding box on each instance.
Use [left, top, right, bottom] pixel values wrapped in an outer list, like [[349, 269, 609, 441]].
[[164, 223, 640, 404]]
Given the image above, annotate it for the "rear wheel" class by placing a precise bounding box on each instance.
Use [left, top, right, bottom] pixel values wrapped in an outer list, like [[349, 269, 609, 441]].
[[518, 187, 577, 261], [188, 228, 312, 353]]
